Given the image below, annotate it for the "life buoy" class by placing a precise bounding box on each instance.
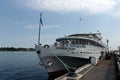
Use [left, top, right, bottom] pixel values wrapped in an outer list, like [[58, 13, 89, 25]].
[[44, 45, 49, 48]]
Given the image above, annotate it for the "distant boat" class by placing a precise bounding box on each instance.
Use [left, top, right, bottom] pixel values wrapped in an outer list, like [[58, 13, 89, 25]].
[[35, 32, 108, 77]]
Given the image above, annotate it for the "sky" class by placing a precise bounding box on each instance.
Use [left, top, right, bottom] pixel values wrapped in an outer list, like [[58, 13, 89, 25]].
[[0, 0, 120, 50]]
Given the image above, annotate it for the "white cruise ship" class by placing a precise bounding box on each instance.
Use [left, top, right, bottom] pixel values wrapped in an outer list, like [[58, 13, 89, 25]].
[[35, 32, 108, 77]]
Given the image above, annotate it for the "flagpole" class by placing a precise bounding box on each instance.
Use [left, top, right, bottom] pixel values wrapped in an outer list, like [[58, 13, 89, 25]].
[[38, 18, 41, 45], [38, 13, 42, 45]]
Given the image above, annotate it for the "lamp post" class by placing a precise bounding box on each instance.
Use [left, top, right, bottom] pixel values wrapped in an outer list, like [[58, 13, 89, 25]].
[[106, 39, 109, 53]]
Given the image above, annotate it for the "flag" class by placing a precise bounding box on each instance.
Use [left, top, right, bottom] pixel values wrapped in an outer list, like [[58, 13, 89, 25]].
[[40, 13, 43, 26]]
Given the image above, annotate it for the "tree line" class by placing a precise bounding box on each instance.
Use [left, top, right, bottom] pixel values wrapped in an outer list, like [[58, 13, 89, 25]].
[[0, 47, 35, 51]]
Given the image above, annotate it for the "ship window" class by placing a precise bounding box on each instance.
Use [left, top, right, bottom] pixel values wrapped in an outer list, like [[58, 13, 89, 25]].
[[81, 40, 83, 45], [78, 40, 80, 44], [71, 52, 75, 54], [76, 39, 79, 44], [86, 40, 88, 45], [72, 39, 75, 44], [80, 40, 81, 44], [82, 40, 84, 45], [84, 40, 86, 45]]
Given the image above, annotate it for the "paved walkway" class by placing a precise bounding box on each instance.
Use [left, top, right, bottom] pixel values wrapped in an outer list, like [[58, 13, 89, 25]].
[[80, 59, 116, 80]]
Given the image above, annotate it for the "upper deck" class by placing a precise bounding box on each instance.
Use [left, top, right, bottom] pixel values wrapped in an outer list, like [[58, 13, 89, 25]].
[[68, 33, 102, 41], [56, 33, 106, 48]]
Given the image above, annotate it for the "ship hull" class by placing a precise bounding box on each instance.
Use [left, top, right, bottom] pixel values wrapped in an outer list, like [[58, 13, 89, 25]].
[[37, 53, 90, 77], [36, 44, 106, 77]]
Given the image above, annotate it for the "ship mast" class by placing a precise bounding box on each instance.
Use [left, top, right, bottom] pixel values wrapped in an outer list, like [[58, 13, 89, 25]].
[[38, 13, 43, 45]]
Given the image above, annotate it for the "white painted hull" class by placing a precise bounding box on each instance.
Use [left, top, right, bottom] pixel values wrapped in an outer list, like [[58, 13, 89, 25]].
[[35, 45, 106, 74]]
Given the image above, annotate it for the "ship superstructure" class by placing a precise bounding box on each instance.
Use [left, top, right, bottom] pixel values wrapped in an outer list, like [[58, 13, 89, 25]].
[[35, 32, 107, 77]]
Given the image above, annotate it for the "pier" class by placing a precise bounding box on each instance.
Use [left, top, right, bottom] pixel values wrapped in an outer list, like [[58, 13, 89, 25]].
[[55, 54, 120, 80], [80, 59, 116, 80]]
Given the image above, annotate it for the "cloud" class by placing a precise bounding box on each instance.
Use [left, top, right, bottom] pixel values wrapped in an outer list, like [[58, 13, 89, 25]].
[[24, 24, 38, 30], [111, 11, 120, 18], [17, 0, 116, 13], [24, 24, 60, 30]]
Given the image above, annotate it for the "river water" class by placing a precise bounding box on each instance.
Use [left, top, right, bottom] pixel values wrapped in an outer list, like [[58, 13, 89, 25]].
[[0, 51, 48, 80]]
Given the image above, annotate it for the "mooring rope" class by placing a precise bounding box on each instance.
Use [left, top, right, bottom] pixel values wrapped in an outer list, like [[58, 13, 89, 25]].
[[53, 54, 71, 72]]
